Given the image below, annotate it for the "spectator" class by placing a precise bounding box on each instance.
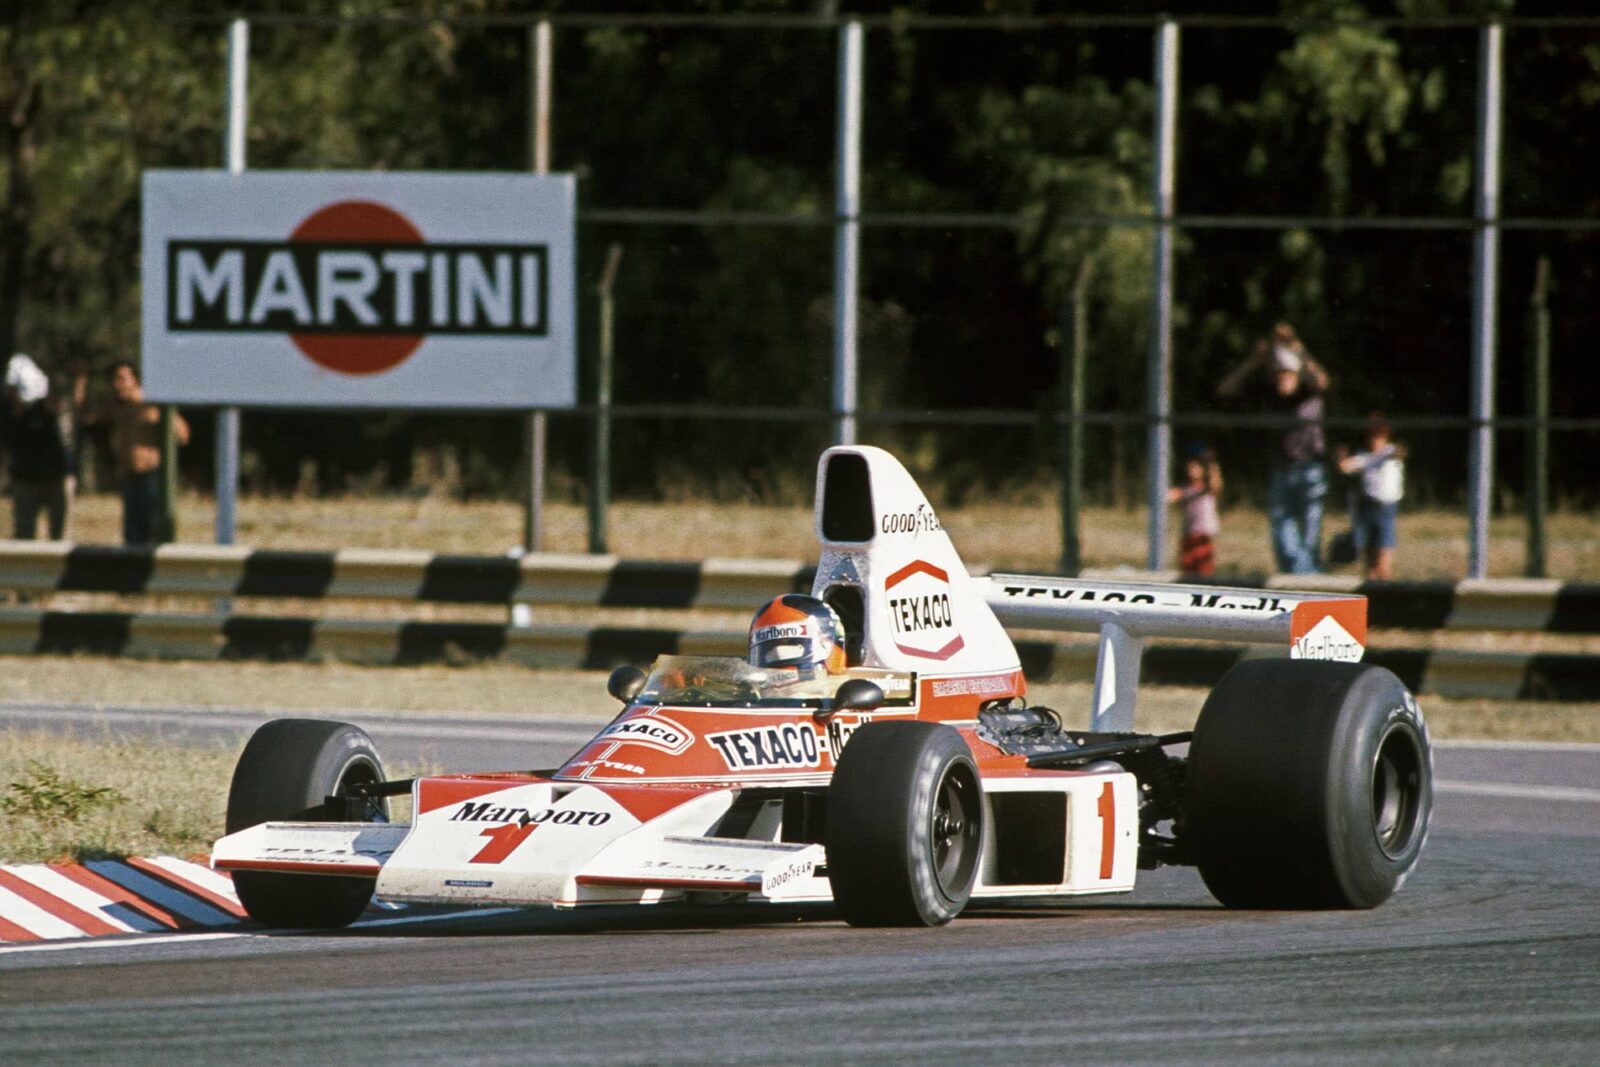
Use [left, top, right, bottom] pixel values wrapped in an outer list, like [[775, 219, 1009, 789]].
[[1338, 413, 1405, 580], [1216, 322, 1330, 574], [74, 361, 188, 545], [1167, 442, 1222, 578], [1, 353, 75, 540]]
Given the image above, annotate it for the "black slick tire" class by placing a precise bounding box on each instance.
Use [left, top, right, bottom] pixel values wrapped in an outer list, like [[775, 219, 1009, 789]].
[[225, 718, 388, 929], [825, 721, 982, 927], [1186, 659, 1432, 909]]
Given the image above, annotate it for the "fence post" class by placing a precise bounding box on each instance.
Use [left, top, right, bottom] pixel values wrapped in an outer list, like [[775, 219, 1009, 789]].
[[589, 245, 623, 555], [832, 19, 863, 447], [1525, 255, 1550, 578], [1146, 20, 1179, 571], [1060, 254, 1095, 576], [524, 18, 553, 553], [1468, 20, 1503, 578], [213, 16, 248, 546]]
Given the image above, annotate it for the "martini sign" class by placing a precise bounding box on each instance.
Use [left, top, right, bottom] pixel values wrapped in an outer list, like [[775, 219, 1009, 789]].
[[141, 171, 575, 409]]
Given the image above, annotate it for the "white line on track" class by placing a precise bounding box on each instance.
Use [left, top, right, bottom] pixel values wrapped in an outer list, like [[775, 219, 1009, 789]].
[[0, 907, 523, 957], [0, 702, 602, 745], [1434, 738, 1600, 753], [0, 931, 246, 957], [1434, 779, 1600, 804]]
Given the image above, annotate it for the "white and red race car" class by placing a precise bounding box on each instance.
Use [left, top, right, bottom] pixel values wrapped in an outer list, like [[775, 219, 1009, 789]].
[[212, 446, 1432, 928]]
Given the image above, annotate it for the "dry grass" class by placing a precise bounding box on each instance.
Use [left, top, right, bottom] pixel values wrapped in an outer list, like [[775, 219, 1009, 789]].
[[57, 490, 1600, 580], [0, 725, 433, 864], [0, 728, 235, 864]]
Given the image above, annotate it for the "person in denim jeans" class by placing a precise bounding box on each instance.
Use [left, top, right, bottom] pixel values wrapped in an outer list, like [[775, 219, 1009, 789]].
[[1216, 323, 1330, 574]]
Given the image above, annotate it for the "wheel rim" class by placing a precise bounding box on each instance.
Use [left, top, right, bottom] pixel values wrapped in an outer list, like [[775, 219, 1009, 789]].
[[1371, 723, 1425, 858], [929, 763, 980, 898], [335, 755, 388, 824]]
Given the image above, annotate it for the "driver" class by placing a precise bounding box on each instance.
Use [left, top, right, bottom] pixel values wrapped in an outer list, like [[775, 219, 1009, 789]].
[[748, 594, 848, 680]]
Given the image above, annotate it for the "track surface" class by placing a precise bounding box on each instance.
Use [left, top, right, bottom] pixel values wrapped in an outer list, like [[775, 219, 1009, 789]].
[[2, 705, 1599, 1064]]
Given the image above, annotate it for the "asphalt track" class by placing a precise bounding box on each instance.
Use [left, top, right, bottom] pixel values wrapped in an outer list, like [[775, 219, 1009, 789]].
[[2, 704, 1599, 1064]]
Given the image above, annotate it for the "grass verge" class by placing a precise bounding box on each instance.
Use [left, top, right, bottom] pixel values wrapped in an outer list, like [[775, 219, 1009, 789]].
[[0, 728, 235, 865]]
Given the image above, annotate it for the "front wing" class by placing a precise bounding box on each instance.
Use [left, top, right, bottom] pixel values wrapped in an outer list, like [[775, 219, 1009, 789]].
[[212, 770, 1138, 910]]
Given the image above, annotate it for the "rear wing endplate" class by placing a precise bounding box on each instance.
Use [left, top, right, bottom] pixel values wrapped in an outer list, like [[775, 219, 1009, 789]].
[[973, 574, 1367, 732]]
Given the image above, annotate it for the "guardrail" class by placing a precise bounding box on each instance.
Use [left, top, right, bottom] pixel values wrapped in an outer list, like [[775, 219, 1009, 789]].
[[2, 541, 1597, 701], [0, 542, 813, 609]]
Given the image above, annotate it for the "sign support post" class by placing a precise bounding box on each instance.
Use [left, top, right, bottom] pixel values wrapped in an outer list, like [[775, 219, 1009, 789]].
[[215, 16, 248, 546]]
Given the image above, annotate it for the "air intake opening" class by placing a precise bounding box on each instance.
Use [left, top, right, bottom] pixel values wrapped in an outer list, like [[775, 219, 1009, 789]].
[[824, 585, 865, 666], [821, 453, 874, 542]]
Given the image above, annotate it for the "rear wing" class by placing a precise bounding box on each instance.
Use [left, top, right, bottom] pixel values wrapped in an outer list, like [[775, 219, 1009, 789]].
[[973, 574, 1367, 732]]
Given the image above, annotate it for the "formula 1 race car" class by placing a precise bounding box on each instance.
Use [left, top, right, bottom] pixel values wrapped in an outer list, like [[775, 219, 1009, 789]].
[[212, 446, 1432, 928]]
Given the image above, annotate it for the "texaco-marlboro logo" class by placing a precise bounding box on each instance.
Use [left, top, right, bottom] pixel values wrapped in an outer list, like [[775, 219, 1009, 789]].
[[884, 559, 965, 661], [165, 200, 548, 375]]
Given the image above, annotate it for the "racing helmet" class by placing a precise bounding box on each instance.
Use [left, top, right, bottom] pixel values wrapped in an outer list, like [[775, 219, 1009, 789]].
[[748, 594, 848, 674]]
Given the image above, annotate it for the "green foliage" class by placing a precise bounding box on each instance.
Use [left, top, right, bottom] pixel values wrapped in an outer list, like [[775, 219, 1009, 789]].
[[2, 1, 1598, 501], [2, 761, 126, 822], [1, 1, 218, 360]]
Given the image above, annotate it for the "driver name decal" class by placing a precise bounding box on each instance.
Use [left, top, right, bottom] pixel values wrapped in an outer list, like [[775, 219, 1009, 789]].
[[706, 724, 822, 771], [884, 559, 966, 661]]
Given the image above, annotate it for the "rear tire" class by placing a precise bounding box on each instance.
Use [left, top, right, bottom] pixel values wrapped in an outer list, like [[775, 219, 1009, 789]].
[[825, 722, 982, 927], [225, 718, 388, 929], [1186, 659, 1431, 909]]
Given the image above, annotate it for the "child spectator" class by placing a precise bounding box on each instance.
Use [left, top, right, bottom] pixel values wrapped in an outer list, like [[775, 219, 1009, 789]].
[[1337, 413, 1405, 580], [1168, 442, 1222, 578]]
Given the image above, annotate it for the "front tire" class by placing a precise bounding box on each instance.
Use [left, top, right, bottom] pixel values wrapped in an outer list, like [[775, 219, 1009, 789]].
[[226, 718, 388, 929], [1186, 659, 1431, 909], [825, 722, 982, 927]]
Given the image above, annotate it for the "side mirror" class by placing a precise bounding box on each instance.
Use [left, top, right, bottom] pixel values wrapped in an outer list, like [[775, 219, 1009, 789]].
[[816, 678, 884, 724], [607, 665, 647, 705]]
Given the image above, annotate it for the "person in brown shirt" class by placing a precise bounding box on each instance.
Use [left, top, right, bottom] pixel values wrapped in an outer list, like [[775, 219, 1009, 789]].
[[76, 362, 189, 544]]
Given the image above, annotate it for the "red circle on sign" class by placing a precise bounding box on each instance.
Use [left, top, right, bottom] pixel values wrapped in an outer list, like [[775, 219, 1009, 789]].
[[289, 200, 425, 375]]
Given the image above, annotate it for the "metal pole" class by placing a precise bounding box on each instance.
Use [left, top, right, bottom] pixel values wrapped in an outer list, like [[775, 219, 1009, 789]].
[[1525, 256, 1550, 578], [1146, 20, 1178, 572], [532, 20, 551, 176], [1060, 255, 1094, 576], [213, 16, 248, 546], [590, 244, 622, 554], [524, 19, 553, 552], [832, 19, 863, 447], [1468, 21, 1503, 578]]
